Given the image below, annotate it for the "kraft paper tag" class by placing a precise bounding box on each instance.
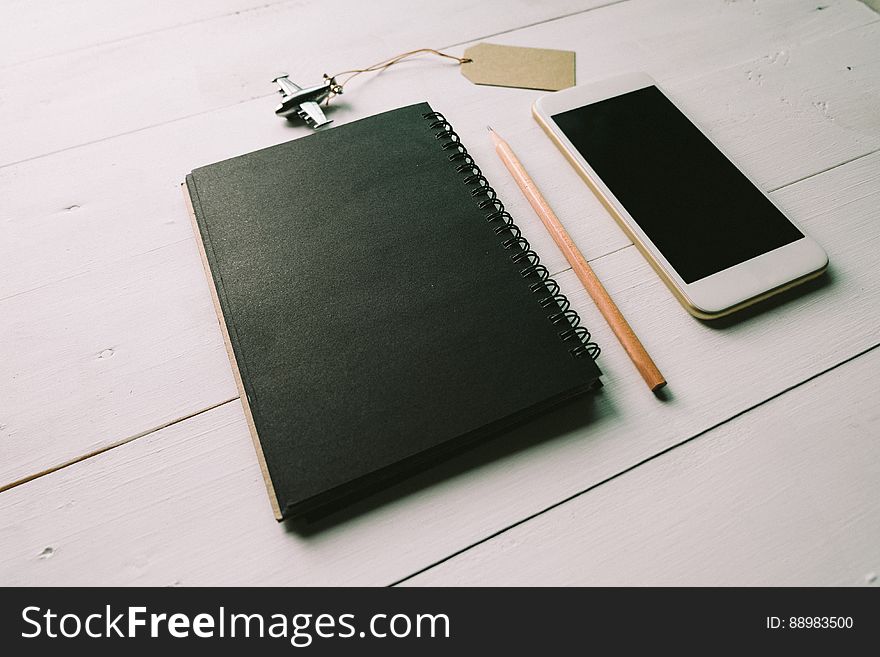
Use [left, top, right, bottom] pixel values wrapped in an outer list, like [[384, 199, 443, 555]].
[[461, 43, 576, 91]]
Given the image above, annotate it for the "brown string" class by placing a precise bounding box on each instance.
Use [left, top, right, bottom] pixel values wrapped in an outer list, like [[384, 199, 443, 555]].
[[326, 48, 472, 91]]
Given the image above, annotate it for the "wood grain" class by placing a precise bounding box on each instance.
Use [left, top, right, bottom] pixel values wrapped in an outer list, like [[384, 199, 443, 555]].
[[0, 0, 612, 489], [403, 347, 880, 586], [2, 0, 879, 586], [2, 3, 878, 492], [1, 149, 877, 585], [0, 239, 238, 490], [0, 0, 614, 167], [0, 0, 299, 68]]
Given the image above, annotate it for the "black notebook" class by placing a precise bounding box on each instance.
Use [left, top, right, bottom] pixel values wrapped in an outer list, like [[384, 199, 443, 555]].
[[185, 102, 601, 520]]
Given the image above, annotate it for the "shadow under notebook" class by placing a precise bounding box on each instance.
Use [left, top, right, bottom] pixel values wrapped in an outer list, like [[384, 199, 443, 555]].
[[284, 387, 617, 537]]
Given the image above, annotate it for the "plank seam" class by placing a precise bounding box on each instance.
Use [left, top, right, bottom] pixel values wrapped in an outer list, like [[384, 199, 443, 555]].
[[2, 12, 875, 172], [0, 0, 627, 170], [4, 144, 877, 490], [543, 145, 880, 278], [767, 145, 880, 192], [442, 0, 629, 49], [0, 396, 239, 495], [388, 341, 880, 586], [0, 0, 306, 72]]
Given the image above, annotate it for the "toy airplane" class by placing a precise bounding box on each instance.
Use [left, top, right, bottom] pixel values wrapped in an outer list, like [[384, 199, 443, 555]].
[[272, 74, 342, 129]]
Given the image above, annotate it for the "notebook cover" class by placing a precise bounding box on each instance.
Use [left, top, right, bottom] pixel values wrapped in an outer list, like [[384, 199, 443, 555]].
[[186, 102, 601, 520]]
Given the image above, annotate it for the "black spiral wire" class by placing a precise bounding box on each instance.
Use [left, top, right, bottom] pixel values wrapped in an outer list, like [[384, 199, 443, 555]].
[[423, 111, 600, 361]]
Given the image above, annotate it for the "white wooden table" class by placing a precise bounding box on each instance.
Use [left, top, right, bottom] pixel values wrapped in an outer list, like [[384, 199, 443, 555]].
[[2, 0, 879, 586]]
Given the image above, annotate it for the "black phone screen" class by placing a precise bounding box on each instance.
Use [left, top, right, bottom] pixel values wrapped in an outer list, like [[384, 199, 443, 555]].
[[551, 86, 803, 283]]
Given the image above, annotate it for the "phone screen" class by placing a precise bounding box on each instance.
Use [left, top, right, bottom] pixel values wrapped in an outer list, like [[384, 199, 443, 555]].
[[551, 86, 803, 283]]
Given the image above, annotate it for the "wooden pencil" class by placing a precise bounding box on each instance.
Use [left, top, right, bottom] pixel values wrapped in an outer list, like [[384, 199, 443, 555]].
[[488, 126, 666, 392]]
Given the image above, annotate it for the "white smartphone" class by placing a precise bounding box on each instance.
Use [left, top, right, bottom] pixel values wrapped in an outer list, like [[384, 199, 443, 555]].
[[533, 73, 828, 319]]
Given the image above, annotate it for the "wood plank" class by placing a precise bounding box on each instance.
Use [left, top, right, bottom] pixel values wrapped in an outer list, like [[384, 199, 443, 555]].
[[403, 347, 880, 586], [0, 0, 614, 166], [0, 239, 238, 488], [476, 12, 880, 274], [3, 3, 877, 302], [2, 12, 879, 488], [1, 149, 877, 585], [0, 0, 297, 68]]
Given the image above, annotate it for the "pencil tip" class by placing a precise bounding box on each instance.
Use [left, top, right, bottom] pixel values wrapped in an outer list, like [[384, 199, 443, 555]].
[[486, 125, 493, 132]]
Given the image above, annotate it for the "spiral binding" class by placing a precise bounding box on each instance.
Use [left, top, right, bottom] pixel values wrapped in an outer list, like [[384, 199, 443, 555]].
[[422, 111, 600, 361]]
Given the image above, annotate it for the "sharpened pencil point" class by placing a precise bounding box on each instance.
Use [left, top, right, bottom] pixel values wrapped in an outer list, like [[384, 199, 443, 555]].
[[488, 127, 666, 393], [487, 125, 493, 132]]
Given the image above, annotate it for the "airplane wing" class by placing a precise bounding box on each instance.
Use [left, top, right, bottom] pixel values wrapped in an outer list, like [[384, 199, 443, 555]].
[[296, 101, 331, 128], [274, 76, 301, 96]]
